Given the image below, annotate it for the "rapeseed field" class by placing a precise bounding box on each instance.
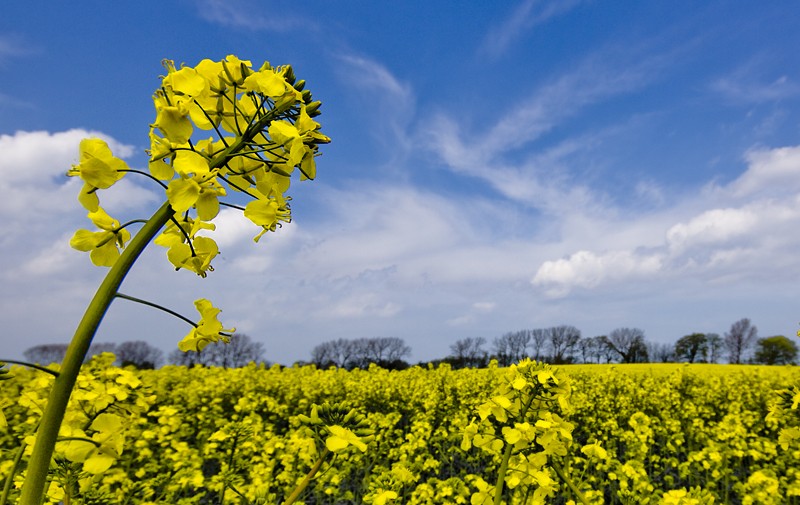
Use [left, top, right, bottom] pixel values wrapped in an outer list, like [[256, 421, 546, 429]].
[[1, 357, 798, 504]]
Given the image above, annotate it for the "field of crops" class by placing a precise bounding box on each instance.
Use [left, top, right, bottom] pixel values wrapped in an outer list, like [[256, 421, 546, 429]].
[[2, 356, 799, 505]]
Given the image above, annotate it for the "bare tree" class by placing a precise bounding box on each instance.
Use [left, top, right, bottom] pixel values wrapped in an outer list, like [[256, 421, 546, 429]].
[[605, 328, 648, 363], [206, 334, 266, 368], [705, 333, 723, 364], [167, 347, 211, 367], [647, 342, 676, 363], [23, 344, 69, 365], [448, 337, 488, 368], [530, 329, 548, 361], [492, 331, 531, 365], [548, 325, 581, 364], [311, 337, 411, 369], [311, 338, 355, 368], [450, 337, 487, 361], [86, 342, 117, 362], [167, 334, 265, 368], [491, 334, 513, 366], [724, 318, 758, 364], [23, 343, 116, 365], [577, 337, 595, 364], [372, 337, 412, 363], [116, 341, 164, 369]]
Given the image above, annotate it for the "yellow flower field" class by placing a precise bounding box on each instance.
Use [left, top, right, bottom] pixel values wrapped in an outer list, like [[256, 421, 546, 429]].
[[2, 356, 799, 505]]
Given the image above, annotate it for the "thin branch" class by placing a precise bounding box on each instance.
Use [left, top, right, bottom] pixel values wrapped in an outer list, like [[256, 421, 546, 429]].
[[1, 360, 59, 378], [115, 293, 198, 328]]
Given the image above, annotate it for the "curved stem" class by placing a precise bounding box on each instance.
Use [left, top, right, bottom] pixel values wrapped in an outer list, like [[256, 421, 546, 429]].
[[0, 360, 59, 378], [117, 220, 150, 230], [283, 448, 329, 505], [114, 293, 197, 328], [19, 201, 174, 505], [219, 202, 246, 211], [117, 169, 169, 190], [55, 437, 101, 447], [168, 217, 197, 257], [551, 462, 590, 505]]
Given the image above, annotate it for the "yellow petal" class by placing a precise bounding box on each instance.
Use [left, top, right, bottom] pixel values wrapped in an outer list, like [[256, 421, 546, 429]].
[[70, 229, 102, 252], [78, 182, 100, 212], [325, 435, 349, 452], [166, 178, 201, 214], [83, 453, 115, 474], [155, 106, 193, 144], [89, 240, 120, 267]]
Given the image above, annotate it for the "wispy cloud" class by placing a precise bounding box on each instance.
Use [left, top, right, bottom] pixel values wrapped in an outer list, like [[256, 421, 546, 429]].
[[0, 34, 38, 63], [335, 54, 416, 152], [423, 49, 664, 211], [711, 57, 800, 104], [194, 0, 312, 31], [480, 0, 587, 58]]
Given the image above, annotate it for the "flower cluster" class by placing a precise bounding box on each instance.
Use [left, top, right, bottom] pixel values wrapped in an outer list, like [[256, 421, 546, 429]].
[[67, 55, 329, 275], [298, 401, 375, 455], [461, 359, 582, 504]]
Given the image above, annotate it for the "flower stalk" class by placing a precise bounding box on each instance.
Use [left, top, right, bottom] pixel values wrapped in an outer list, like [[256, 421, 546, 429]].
[[283, 447, 330, 505], [19, 201, 174, 505]]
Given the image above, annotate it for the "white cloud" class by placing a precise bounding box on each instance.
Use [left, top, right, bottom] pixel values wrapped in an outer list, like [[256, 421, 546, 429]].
[[724, 145, 800, 198], [480, 0, 586, 58], [473, 302, 496, 312], [531, 143, 800, 296], [532, 250, 663, 298]]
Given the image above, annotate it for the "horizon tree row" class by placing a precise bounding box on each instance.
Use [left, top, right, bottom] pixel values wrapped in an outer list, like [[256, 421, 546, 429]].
[[307, 336, 412, 370], [442, 318, 797, 368], [20, 334, 267, 369]]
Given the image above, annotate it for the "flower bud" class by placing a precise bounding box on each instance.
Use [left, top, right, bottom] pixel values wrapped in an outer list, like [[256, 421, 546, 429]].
[[306, 101, 322, 115], [282, 65, 296, 85]]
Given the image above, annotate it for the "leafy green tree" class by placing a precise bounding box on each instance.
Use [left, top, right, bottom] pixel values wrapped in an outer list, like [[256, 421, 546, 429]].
[[754, 336, 798, 365], [675, 333, 708, 363]]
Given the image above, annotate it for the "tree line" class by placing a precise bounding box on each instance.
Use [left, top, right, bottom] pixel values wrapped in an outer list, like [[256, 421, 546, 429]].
[[20, 317, 797, 370], [440, 318, 797, 369], [21, 334, 267, 369]]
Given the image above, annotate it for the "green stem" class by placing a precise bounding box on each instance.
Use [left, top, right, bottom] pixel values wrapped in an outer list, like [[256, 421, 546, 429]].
[[0, 421, 37, 505], [551, 462, 590, 505], [19, 201, 174, 505], [283, 448, 329, 505], [114, 293, 197, 328], [493, 391, 537, 505], [0, 360, 59, 378], [493, 443, 514, 505]]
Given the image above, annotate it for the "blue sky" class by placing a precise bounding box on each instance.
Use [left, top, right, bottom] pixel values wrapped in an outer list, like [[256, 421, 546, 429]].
[[2, 1, 800, 365]]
